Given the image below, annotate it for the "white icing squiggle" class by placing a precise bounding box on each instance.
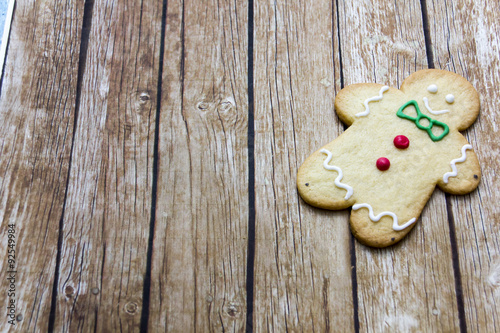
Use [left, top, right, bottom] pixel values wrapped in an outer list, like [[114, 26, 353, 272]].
[[320, 149, 354, 200], [352, 203, 417, 231], [423, 97, 449, 115], [355, 86, 389, 117], [443, 144, 473, 183]]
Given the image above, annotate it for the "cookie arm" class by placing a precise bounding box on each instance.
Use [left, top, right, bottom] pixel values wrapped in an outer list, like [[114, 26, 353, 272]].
[[437, 143, 481, 195], [335, 83, 394, 126]]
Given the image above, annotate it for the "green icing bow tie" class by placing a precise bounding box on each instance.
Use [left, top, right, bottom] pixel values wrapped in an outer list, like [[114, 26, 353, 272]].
[[397, 100, 449, 141]]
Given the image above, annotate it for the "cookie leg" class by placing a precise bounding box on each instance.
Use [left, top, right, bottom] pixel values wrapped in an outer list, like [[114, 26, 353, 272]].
[[349, 204, 418, 247]]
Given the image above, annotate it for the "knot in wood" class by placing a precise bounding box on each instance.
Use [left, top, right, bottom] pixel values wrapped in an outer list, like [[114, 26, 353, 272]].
[[64, 285, 74, 297], [225, 303, 239, 317], [219, 98, 235, 112], [139, 92, 151, 102], [91, 288, 99, 295], [197, 101, 210, 112], [124, 301, 138, 314]]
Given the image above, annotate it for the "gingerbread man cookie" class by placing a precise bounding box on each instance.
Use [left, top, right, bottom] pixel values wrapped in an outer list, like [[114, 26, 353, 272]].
[[297, 69, 481, 247]]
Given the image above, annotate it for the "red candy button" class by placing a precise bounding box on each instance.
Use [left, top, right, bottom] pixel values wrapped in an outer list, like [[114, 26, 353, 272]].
[[376, 157, 390, 171], [394, 135, 409, 149]]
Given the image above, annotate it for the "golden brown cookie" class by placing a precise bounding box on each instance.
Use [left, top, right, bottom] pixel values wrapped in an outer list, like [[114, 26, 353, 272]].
[[297, 69, 481, 247]]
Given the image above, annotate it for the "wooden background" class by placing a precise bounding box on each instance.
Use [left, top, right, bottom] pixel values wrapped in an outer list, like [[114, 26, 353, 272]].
[[0, 0, 499, 332]]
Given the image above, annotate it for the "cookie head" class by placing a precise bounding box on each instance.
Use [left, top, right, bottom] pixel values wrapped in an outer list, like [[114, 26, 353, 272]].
[[400, 69, 480, 131]]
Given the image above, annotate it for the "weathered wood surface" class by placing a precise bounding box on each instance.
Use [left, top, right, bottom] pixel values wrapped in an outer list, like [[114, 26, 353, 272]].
[[52, 0, 163, 331], [0, 0, 499, 332], [253, 0, 354, 331], [426, 1, 500, 332], [148, 0, 249, 331], [0, 1, 84, 331]]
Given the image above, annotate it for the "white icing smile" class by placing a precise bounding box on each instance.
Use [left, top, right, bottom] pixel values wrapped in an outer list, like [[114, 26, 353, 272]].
[[423, 97, 449, 115]]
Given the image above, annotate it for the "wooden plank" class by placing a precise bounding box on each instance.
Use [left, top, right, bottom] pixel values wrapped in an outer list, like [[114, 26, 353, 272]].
[[0, 1, 83, 331], [338, 0, 462, 331], [52, 0, 162, 331], [425, 1, 500, 331], [148, 0, 249, 330], [253, 0, 354, 331]]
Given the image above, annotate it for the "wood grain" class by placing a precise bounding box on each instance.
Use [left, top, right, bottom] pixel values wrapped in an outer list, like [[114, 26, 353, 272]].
[[425, 1, 500, 331], [0, 1, 84, 331], [52, 0, 162, 331], [338, 0, 460, 331], [253, 0, 354, 330], [148, 0, 249, 331]]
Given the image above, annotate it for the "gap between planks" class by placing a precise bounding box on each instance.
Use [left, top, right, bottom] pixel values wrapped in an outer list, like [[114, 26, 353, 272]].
[[420, 0, 467, 330], [48, 0, 95, 330], [139, 0, 169, 331], [245, 0, 256, 331]]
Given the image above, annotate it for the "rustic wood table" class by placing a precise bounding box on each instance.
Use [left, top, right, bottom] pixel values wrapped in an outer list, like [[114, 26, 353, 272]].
[[1, 0, 499, 332]]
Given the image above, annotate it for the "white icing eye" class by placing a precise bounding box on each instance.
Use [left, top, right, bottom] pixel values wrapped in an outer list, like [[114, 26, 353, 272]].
[[427, 84, 438, 93], [445, 94, 455, 104]]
